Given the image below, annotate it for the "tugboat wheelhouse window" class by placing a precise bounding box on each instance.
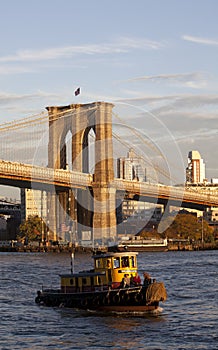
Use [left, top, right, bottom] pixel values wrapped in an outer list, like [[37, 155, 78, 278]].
[[130, 256, 136, 267], [95, 259, 103, 268], [106, 259, 111, 268], [121, 256, 129, 267], [113, 257, 120, 268]]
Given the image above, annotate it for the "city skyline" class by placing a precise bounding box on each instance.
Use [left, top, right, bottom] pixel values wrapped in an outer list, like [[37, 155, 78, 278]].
[[0, 0, 218, 198]]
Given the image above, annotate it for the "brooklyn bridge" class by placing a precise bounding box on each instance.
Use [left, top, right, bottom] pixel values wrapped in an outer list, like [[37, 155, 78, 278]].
[[0, 101, 217, 243]]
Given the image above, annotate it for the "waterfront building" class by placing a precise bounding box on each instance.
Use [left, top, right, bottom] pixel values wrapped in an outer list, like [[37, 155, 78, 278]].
[[186, 150, 206, 184], [118, 206, 163, 234], [204, 206, 218, 225], [211, 178, 218, 184], [21, 189, 47, 222]]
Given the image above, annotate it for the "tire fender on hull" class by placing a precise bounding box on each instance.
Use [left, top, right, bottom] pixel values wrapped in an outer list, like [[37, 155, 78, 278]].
[[134, 292, 144, 304], [112, 293, 120, 304]]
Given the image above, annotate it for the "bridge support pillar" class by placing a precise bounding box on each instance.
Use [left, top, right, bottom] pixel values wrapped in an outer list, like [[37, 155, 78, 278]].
[[91, 102, 117, 243], [47, 191, 57, 242], [92, 185, 117, 243], [46, 101, 117, 244]]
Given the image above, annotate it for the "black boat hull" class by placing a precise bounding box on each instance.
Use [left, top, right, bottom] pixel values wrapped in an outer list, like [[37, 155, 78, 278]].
[[35, 286, 160, 313]]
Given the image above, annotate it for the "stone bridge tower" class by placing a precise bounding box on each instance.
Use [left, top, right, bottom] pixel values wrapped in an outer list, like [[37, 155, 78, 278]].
[[46, 102, 117, 244]]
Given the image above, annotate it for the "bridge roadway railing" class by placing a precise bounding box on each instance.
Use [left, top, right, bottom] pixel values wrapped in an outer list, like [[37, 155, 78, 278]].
[[0, 160, 92, 189], [1, 160, 218, 206], [113, 179, 218, 207]]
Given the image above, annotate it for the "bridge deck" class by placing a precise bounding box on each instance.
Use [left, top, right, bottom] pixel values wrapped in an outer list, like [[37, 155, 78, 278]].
[[0, 160, 218, 208]]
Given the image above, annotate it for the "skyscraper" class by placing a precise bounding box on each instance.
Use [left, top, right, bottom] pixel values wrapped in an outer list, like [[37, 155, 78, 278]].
[[117, 148, 146, 182], [186, 150, 206, 184]]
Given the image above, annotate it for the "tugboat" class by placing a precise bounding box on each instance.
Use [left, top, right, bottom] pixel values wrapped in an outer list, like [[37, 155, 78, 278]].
[[35, 250, 167, 314]]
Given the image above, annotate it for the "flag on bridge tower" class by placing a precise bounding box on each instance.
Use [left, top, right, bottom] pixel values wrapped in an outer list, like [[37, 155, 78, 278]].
[[74, 87, 80, 96]]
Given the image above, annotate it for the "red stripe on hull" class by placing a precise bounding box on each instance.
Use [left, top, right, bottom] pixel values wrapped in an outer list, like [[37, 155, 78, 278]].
[[97, 304, 158, 312]]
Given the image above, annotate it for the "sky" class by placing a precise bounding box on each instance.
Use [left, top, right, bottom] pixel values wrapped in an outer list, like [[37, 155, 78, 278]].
[[0, 0, 218, 199]]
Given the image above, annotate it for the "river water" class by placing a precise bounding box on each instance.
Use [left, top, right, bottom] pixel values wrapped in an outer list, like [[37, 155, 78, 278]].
[[0, 250, 217, 350]]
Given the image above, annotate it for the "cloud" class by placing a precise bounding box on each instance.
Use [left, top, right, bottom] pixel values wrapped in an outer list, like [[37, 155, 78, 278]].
[[0, 37, 164, 63], [114, 92, 218, 150], [166, 94, 218, 109], [0, 66, 34, 75], [123, 72, 207, 89], [159, 109, 218, 121], [126, 72, 198, 82], [0, 90, 59, 105], [116, 93, 218, 110], [176, 128, 218, 146], [182, 35, 218, 46], [0, 61, 88, 75]]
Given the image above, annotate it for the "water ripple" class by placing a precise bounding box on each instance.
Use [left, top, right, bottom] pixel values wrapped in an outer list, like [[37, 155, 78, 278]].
[[0, 250, 217, 349]]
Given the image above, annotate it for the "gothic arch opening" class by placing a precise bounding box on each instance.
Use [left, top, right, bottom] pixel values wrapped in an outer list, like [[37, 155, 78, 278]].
[[60, 129, 72, 170], [82, 127, 96, 173], [65, 130, 72, 170]]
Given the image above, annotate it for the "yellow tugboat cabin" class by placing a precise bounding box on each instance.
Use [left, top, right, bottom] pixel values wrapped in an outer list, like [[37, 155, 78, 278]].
[[60, 251, 138, 293]]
